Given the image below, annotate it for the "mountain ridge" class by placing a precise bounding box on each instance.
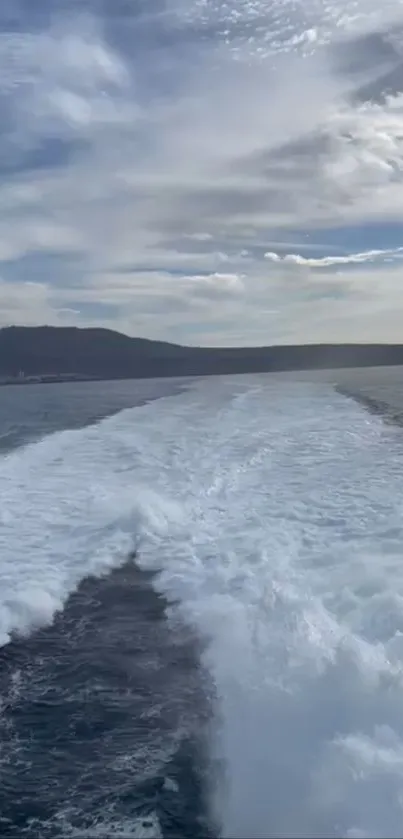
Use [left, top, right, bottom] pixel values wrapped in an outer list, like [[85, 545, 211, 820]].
[[2, 325, 403, 381]]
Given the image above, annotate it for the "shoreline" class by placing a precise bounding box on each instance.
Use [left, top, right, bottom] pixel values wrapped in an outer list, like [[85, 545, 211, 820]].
[[3, 359, 403, 388], [0, 375, 106, 387]]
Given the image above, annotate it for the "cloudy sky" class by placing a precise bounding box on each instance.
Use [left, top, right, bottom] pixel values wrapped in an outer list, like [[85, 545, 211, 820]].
[[1, 0, 403, 345]]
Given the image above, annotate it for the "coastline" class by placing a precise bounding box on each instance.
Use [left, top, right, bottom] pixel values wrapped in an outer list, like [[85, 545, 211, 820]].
[[0, 374, 104, 387], [3, 358, 403, 388]]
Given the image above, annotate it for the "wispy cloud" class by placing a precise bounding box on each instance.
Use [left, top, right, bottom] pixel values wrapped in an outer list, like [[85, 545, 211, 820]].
[[264, 247, 403, 268], [1, 1, 403, 343]]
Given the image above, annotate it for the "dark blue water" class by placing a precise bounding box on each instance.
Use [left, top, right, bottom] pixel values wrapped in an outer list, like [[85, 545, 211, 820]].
[[0, 378, 216, 839], [0, 378, 192, 454]]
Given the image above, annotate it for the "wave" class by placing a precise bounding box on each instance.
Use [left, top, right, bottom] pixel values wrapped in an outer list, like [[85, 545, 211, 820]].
[[0, 395, 185, 647], [3, 376, 403, 836]]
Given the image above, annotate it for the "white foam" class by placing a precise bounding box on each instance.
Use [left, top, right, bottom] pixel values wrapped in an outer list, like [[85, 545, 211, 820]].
[[0, 403, 184, 646], [62, 813, 162, 839], [163, 776, 179, 793], [3, 375, 403, 836]]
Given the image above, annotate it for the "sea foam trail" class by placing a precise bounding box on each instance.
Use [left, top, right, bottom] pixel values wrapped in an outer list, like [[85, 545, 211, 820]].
[[0, 400, 183, 647], [3, 375, 403, 836]]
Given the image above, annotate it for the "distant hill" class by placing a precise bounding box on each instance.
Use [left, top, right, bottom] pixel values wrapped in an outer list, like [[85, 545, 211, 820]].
[[1, 325, 403, 382]]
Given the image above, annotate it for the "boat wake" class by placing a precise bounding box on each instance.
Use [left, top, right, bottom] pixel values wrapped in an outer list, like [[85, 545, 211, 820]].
[[2, 376, 403, 836]]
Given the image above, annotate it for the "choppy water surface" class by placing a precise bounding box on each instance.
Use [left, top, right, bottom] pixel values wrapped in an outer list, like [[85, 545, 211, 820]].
[[3, 368, 403, 837]]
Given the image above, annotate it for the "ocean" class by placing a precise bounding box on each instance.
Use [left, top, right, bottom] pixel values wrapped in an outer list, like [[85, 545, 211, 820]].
[[2, 368, 403, 838]]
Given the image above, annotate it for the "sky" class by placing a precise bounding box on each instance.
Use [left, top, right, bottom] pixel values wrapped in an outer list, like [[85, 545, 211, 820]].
[[1, 0, 403, 346]]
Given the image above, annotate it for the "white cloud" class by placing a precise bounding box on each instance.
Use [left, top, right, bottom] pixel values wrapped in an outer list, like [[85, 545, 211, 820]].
[[187, 272, 244, 296], [0, 279, 69, 327], [1, 1, 403, 343], [264, 247, 403, 268]]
